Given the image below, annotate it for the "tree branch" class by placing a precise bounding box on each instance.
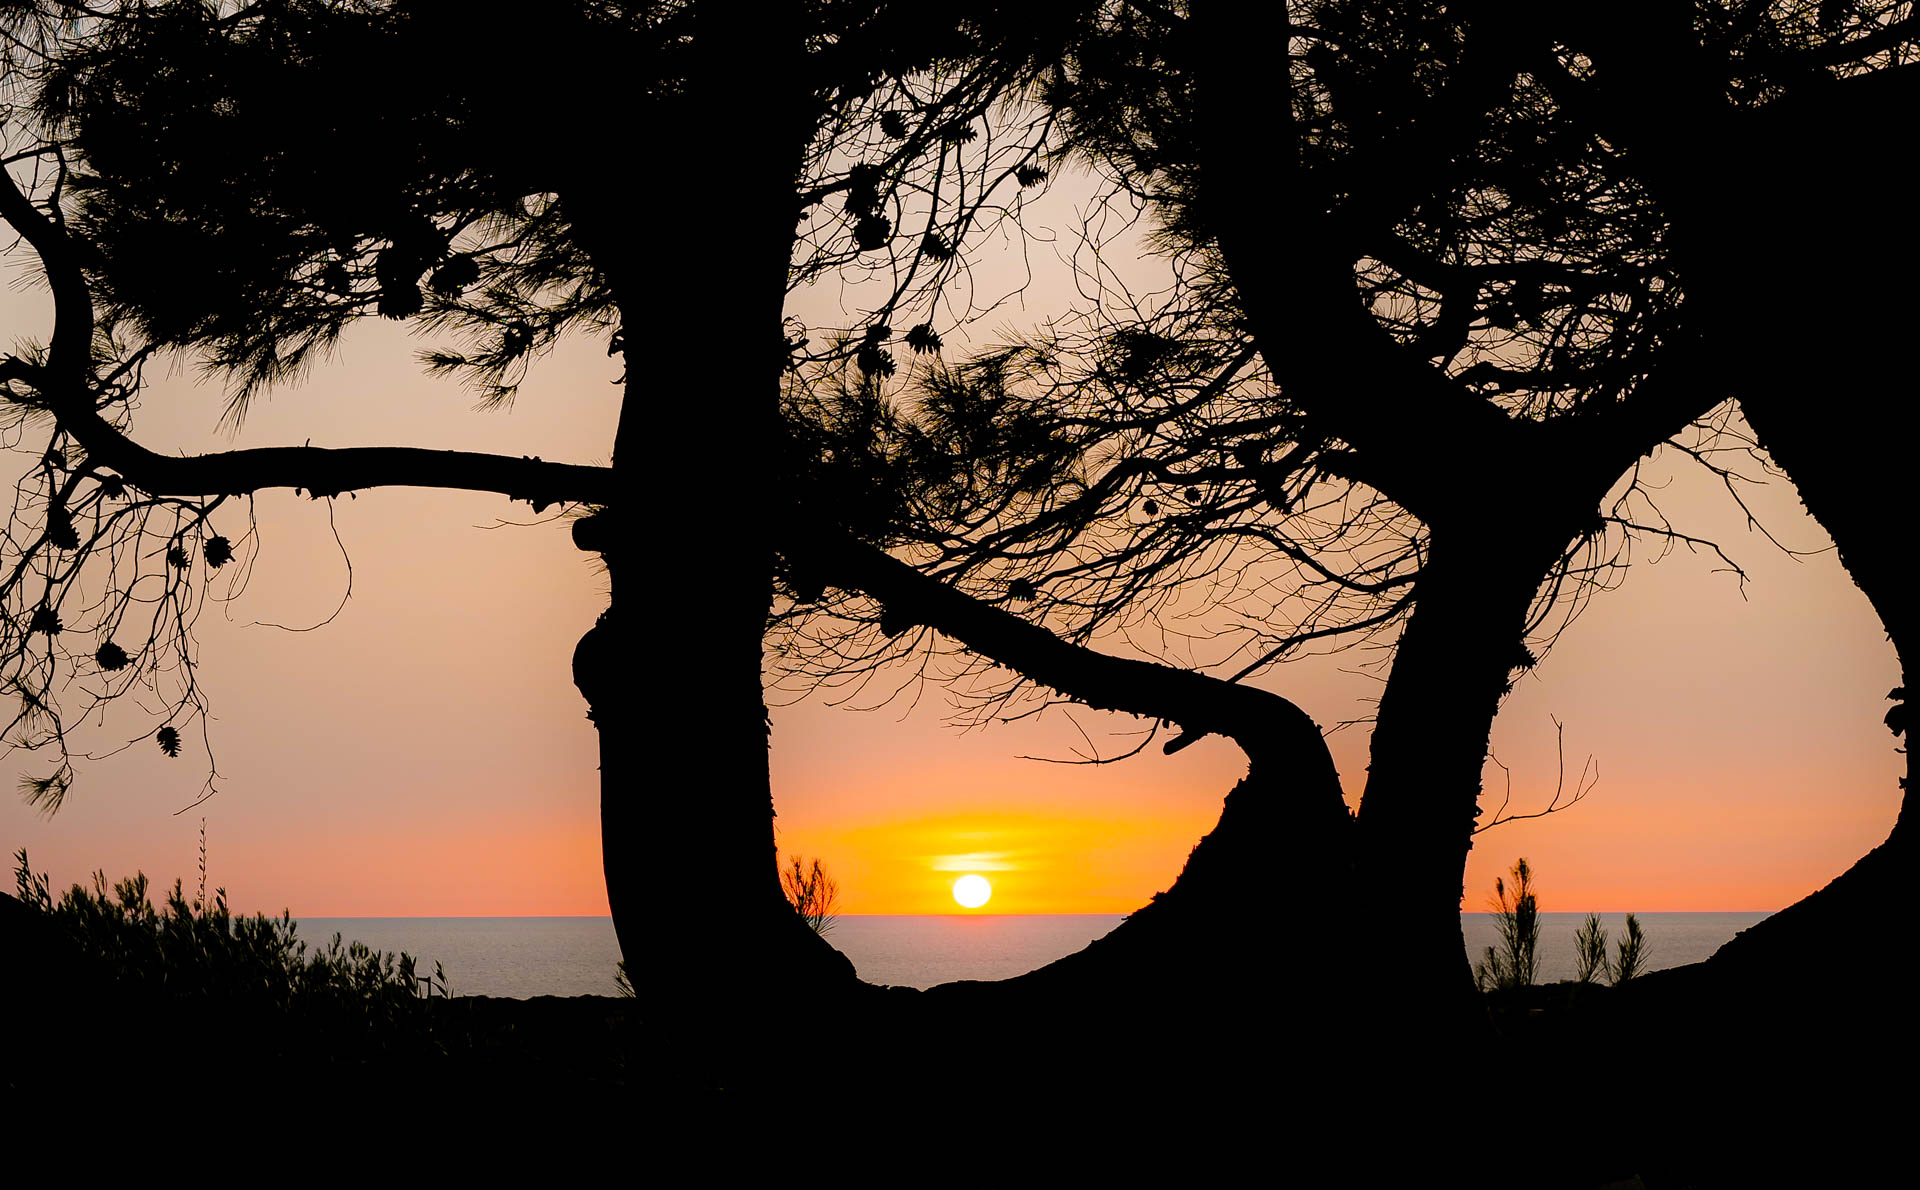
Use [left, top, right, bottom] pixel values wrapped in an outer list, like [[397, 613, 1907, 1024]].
[[1191, 4, 1531, 528], [790, 519, 1342, 793], [0, 169, 614, 508]]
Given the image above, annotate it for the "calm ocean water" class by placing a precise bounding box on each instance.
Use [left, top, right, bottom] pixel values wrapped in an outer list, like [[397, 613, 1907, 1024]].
[[1459, 911, 1770, 985], [295, 911, 1772, 997], [298, 917, 624, 999]]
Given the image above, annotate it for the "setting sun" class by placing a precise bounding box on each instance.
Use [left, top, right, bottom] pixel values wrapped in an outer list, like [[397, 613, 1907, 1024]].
[[952, 874, 992, 909]]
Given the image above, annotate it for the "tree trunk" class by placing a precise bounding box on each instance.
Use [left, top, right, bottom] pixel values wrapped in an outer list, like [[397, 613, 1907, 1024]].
[[1687, 83, 1914, 976], [1522, 13, 1913, 1001], [567, 3, 856, 1085], [799, 522, 1364, 1086], [1187, 2, 1629, 1049], [1351, 536, 1558, 1040]]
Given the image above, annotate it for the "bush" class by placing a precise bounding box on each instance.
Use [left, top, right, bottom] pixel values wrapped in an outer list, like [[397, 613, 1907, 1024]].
[[11, 848, 445, 1063], [1474, 857, 1540, 992]]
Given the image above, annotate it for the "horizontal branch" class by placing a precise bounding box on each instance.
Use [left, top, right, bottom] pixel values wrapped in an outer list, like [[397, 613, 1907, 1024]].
[[59, 408, 613, 505], [0, 168, 615, 509]]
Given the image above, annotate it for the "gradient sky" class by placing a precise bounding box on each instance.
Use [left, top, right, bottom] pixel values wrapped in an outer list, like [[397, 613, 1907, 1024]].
[[0, 181, 1902, 921]]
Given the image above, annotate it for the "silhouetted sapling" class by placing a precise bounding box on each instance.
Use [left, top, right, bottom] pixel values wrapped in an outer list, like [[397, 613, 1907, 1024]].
[[781, 855, 840, 937], [1614, 913, 1651, 984], [1474, 857, 1541, 992], [1575, 912, 1611, 984]]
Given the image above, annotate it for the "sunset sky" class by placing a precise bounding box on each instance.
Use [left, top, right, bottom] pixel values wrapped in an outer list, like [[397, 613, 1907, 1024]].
[[0, 176, 1902, 922]]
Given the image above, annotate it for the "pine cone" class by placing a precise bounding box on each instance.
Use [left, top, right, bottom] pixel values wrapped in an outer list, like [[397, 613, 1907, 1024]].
[[905, 324, 942, 354], [156, 726, 181, 758], [95, 641, 130, 672], [48, 510, 78, 551], [204, 536, 233, 569], [854, 214, 892, 252], [846, 163, 883, 214]]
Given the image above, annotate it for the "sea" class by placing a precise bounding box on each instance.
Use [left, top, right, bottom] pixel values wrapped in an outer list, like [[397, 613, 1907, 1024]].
[[295, 911, 1771, 999]]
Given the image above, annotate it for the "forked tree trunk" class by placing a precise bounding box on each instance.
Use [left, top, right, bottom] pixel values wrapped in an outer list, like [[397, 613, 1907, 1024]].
[[1187, 2, 1641, 1049]]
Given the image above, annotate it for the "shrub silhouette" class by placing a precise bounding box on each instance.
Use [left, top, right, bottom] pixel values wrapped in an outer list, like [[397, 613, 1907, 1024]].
[[12, 848, 444, 1064]]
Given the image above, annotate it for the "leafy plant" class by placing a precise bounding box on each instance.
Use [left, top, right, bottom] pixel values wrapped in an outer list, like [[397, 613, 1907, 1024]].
[[780, 855, 839, 937], [12, 848, 444, 1061], [1614, 913, 1651, 984], [1575, 912, 1611, 984], [1473, 857, 1540, 992]]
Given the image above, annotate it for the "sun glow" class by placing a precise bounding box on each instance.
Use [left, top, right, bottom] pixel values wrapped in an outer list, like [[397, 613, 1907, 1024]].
[[952, 874, 992, 909]]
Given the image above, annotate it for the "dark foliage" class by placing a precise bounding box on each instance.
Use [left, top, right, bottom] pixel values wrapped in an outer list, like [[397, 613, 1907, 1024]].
[[44, 0, 638, 412], [11, 849, 446, 1066]]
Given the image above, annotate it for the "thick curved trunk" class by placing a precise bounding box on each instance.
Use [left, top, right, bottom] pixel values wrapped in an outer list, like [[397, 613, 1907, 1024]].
[[795, 522, 1364, 1083], [1539, 16, 1915, 990], [907, 762, 1355, 1100], [1697, 74, 1915, 690], [950, 727, 1351, 1008], [1720, 308, 1913, 974], [1683, 80, 1915, 973], [803, 522, 1357, 984], [809, 519, 1554, 1066]]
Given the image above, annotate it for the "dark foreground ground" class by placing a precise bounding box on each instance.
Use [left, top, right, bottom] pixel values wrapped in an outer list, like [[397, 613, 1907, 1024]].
[[3, 889, 1906, 1184]]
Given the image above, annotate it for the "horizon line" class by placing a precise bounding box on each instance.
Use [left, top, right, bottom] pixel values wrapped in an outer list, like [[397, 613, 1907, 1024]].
[[280, 907, 1786, 918]]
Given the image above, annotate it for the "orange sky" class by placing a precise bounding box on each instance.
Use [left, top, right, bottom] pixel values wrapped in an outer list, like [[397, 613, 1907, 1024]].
[[768, 454, 1904, 916], [0, 184, 1903, 921]]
